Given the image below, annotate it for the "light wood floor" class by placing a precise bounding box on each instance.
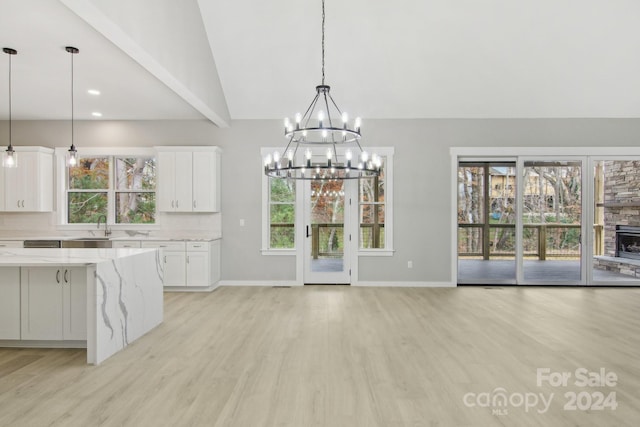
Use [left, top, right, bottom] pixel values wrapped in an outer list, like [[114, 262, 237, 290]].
[[1, 286, 639, 426]]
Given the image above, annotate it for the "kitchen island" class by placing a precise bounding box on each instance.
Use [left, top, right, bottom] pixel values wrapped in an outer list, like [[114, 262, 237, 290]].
[[0, 248, 163, 365]]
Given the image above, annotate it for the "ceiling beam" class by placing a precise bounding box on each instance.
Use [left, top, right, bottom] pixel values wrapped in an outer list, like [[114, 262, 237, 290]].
[[60, 0, 230, 127]]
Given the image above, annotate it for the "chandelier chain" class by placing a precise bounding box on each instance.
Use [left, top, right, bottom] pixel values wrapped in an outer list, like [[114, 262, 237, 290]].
[[321, 0, 325, 85]]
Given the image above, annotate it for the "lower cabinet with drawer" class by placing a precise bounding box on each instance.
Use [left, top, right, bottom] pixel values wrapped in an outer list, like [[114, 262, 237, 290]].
[[140, 240, 219, 288]]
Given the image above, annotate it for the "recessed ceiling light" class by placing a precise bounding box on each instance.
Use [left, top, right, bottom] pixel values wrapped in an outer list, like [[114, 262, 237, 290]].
[[92, 112, 102, 117], [88, 89, 100, 95]]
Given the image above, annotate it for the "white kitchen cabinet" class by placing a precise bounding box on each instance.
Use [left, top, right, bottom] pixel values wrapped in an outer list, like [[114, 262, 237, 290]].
[[192, 150, 221, 212], [4, 147, 53, 212], [141, 241, 187, 287], [140, 240, 219, 288], [156, 147, 221, 213], [0, 268, 20, 339], [20, 266, 86, 341], [186, 241, 209, 286]]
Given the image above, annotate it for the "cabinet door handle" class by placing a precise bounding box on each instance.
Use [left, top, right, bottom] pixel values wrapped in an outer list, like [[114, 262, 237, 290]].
[[193, 200, 197, 209], [56, 269, 61, 284], [171, 200, 174, 208], [176, 200, 179, 208], [164, 255, 167, 263], [22, 200, 25, 208], [64, 269, 69, 283], [17, 200, 20, 208]]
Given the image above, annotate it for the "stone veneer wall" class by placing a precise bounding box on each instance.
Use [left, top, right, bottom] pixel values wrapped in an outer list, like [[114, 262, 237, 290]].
[[603, 160, 640, 256]]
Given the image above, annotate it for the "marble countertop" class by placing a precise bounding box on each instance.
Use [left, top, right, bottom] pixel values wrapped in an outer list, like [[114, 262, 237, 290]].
[[0, 235, 221, 242], [0, 248, 157, 266]]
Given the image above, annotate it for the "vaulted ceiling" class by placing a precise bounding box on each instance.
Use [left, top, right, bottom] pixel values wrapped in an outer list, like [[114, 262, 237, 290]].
[[1, 0, 640, 125]]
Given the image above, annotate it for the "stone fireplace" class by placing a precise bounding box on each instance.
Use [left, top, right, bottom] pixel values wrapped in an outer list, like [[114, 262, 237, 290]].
[[593, 160, 640, 278], [615, 225, 640, 260]]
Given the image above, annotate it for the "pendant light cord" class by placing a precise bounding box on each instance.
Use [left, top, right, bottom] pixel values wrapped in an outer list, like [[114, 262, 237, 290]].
[[70, 49, 74, 150], [7, 52, 11, 149], [321, 0, 325, 86]]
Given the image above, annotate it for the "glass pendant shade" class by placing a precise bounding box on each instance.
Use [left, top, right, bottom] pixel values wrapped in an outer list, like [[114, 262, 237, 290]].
[[3, 145, 17, 168]]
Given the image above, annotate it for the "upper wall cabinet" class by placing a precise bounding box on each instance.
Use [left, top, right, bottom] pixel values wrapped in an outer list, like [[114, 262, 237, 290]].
[[2, 147, 54, 212], [155, 147, 221, 213]]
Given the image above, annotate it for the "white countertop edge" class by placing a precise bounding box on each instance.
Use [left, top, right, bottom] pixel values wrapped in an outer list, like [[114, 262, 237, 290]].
[[0, 248, 158, 266]]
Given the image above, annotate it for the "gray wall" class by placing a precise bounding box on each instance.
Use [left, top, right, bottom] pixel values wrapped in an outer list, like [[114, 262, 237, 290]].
[[2, 118, 640, 283]]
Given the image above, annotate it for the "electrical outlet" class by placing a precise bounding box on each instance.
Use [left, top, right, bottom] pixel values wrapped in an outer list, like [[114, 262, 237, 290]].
[[408, 260, 413, 269]]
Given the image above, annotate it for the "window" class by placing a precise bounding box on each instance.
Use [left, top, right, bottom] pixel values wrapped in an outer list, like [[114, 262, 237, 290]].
[[66, 155, 156, 224], [359, 158, 386, 249], [268, 178, 296, 249], [114, 157, 156, 223]]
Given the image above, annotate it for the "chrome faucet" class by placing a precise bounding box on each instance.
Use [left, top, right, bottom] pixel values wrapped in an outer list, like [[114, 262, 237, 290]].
[[97, 215, 112, 237]]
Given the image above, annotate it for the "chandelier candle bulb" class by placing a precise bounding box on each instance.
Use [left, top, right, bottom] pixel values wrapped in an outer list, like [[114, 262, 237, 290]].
[[295, 113, 302, 129], [355, 117, 362, 132], [318, 110, 324, 128], [342, 112, 348, 128]]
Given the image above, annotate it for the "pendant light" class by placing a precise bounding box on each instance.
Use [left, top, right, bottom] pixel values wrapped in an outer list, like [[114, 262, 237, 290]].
[[263, 0, 380, 180], [3, 47, 17, 168], [66, 46, 79, 167]]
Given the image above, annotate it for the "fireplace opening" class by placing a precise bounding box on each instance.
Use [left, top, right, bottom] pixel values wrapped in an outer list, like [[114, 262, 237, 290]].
[[615, 225, 640, 260]]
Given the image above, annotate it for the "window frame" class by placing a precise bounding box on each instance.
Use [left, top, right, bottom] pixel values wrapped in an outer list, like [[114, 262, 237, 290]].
[[358, 147, 394, 256], [55, 147, 159, 230], [261, 147, 298, 255]]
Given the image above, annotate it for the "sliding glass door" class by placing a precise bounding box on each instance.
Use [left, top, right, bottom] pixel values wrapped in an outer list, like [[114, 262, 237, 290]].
[[520, 159, 584, 284], [458, 162, 517, 284]]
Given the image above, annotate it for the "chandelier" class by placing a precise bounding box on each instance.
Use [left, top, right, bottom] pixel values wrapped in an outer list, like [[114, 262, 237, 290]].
[[264, 0, 380, 180]]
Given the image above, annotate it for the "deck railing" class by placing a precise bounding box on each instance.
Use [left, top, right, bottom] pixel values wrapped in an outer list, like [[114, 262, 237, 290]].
[[458, 223, 597, 259], [270, 223, 384, 257]]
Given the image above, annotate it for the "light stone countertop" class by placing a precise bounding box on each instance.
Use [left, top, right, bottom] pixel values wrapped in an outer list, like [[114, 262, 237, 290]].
[[0, 248, 157, 266]]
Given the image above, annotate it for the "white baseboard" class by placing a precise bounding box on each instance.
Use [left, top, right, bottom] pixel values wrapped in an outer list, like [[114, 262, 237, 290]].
[[217, 280, 302, 287], [352, 281, 457, 287], [163, 282, 221, 292], [217, 280, 456, 288]]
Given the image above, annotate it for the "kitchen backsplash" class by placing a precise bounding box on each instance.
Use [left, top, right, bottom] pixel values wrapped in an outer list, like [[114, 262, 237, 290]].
[[0, 212, 221, 239]]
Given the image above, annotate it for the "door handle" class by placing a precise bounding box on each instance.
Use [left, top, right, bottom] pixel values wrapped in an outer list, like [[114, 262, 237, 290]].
[[306, 225, 310, 238], [193, 200, 196, 209], [64, 269, 69, 283], [17, 200, 20, 208], [171, 200, 174, 208], [56, 269, 61, 284], [176, 200, 179, 208]]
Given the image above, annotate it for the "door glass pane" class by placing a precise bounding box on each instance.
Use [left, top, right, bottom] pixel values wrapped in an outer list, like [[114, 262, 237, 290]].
[[310, 179, 345, 273], [458, 163, 516, 284], [522, 161, 582, 282], [592, 160, 640, 283]]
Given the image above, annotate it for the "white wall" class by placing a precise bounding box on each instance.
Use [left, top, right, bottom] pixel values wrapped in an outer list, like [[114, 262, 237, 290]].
[[1, 118, 640, 283]]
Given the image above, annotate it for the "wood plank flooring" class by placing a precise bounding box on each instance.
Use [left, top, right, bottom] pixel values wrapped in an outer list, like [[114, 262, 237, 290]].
[[0, 286, 639, 426]]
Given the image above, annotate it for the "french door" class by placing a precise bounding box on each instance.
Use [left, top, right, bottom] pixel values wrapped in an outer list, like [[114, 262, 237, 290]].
[[303, 178, 353, 284]]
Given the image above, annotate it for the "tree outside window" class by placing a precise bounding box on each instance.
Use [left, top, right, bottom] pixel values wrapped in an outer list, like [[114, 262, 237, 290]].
[[359, 159, 385, 249], [269, 178, 295, 248], [67, 156, 156, 224]]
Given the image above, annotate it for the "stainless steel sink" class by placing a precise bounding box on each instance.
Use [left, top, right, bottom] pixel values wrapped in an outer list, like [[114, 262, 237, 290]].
[[61, 239, 112, 248]]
